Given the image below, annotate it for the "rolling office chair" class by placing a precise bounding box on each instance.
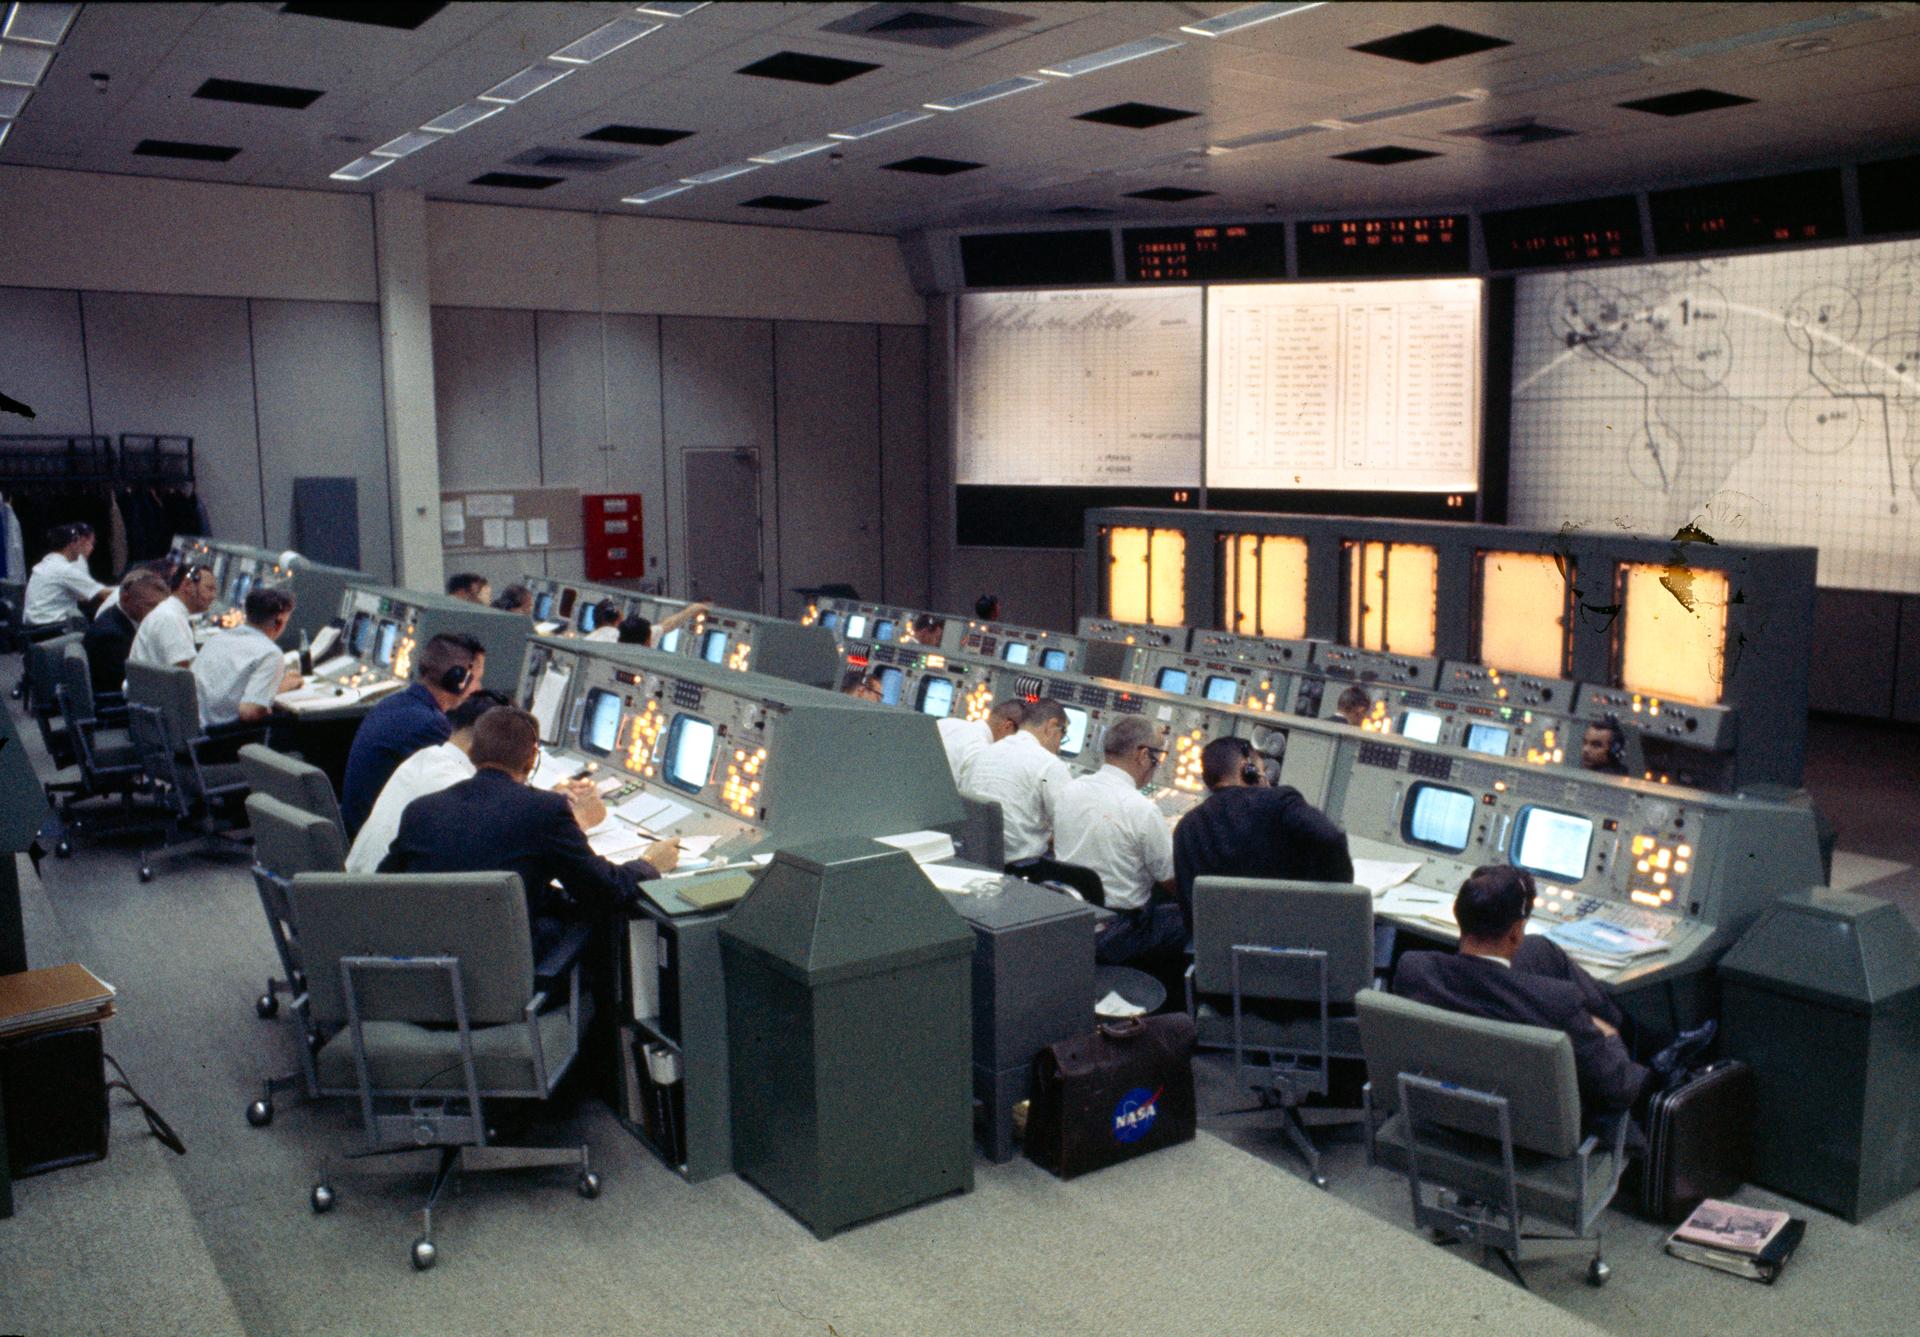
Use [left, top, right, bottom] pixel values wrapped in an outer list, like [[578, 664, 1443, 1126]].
[[24, 632, 82, 774], [1186, 877, 1376, 1187], [290, 871, 600, 1271], [1005, 856, 1105, 907], [1355, 990, 1627, 1289], [47, 642, 147, 851], [123, 662, 259, 882], [242, 793, 346, 1129], [953, 795, 1006, 869], [237, 743, 346, 844]]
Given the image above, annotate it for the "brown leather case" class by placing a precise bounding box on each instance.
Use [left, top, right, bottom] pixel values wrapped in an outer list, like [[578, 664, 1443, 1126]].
[[1643, 1059, 1757, 1223]]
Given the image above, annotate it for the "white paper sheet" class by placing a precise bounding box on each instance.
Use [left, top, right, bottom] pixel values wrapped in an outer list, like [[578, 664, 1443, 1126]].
[[1353, 858, 1426, 896], [481, 518, 506, 548], [614, 791, 686, 826], [504, 519, 528, 549], [440, 499, 465, 538], [528, 518, 550, 546], [588, 827, 650, 859], [464, 493, 514, 518], [529, 750, 576, 792], [1095, 990, 1146, 1019], [919, 862, 1007, 894], [530, 666, 569, 739]]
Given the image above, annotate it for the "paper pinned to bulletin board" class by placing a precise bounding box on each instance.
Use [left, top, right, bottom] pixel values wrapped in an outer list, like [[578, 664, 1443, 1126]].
[[440, 487, 583, 554]]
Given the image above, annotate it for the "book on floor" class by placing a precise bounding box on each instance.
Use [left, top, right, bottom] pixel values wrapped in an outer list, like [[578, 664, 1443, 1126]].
[[1665, 1199, 1806, 1283], [0, 963, 117, 1038]]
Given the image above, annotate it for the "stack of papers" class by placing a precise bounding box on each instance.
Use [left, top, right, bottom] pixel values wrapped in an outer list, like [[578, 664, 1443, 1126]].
[[0, 964, 117, 1039], [1353, 859, 1425, 896], [1546, 918, 1670, 961]]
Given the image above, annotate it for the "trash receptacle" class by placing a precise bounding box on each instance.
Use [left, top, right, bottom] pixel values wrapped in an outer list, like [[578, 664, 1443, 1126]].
[[1719, 887, 1920, 1221], [722, 837, 975, 1237]]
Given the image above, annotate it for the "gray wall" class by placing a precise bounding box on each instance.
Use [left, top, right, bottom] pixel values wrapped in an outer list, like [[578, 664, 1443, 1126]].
[[1810, 588, 1920, 723]]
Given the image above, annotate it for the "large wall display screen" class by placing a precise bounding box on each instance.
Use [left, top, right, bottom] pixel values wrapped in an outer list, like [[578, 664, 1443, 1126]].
[[1204, 278, 1483, 492], [955, 287, 1203, 488], [1509, 236, 1920, 593]]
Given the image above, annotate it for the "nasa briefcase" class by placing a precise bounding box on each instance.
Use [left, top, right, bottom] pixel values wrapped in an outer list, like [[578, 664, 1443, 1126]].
[[1026, 1014, 1196, 1180]]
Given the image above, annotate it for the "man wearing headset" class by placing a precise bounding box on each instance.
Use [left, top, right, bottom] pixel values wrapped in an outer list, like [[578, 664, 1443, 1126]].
[[1581, 716, 1631, 776], [1171, 736, 1354, 936], [339, 632, 486, 838], [128, 561, 218, 673]]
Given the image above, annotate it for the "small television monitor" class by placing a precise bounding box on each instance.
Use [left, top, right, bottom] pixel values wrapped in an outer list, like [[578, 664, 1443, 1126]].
[[1400, 710, 1444, 744], [916, 676, 955, 718], [875, 665, 904, 705], [557, 588, 577, 617], [1041, 647, 1069, 672], [1510, 805, 1594, 883], [664, 713, 718, 793], [1465, 723, 1511, 756], [228, 572, 253, 604], [844, 614, 869, 640], [1204, 676, 1239, 704], [873, 619, 896, 642], [658, 628, 682, 654], [820, 611, 841, 632], [578, 602, 599, 634], [578, 687, 623, 757], [374, 620, 399, 668], [1059, 705, 1091, 758], [1002, 641, 1032, 665], [701, 630, 729, 664], [1156, 667, 1191, 694], [1403, 782, 1475, 853], [349, 611, 375, 657], [533, 591, 554, 621]]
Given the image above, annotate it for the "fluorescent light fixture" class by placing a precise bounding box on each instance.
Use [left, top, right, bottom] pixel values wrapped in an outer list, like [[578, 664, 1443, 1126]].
[[0, 84, 28, 118], [372, 129, 437, 158], [0, 40, 54, 87], [829, 109, 933, 139], [551, 17, 660, 64], [421, 101, 504, 134], [924, 75, 1045, 112], [1344, 93, 1476, 124], [0, 120, 10, 150], [1644, 9, 1875, 65], [330, 155, 393, 182], [1039, 36, 1183, 78], [621, 183, 692, 205], [2, 3, 80, 47], [634, 2, 709, 16], [679, 162, 759, 184], [477, 63, 572, 105], [1181, 2, 1325, 38], [1213, 122, 1326, 150], [748, 138, 835, 164]]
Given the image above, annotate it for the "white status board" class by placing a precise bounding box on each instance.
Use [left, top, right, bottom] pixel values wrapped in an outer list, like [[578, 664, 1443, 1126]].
[[1205, 277, 1483, 492], [1509, 237, 1920, 593], [955, 287, 1202, 487]]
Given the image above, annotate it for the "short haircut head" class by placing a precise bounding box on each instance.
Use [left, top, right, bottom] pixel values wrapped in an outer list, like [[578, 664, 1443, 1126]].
[[418, 632, 484, 685], [617, 615, 652, 645], [594, 598, 621, 621], [911, 613, 941, 634], [172, 562, 212, 592], [492, 585, 533, 612], [136, 558, 175, 580], [1102, 714, 1159, 759], [1454, 865, 1536, 940], [244, 587, 294, 625], [974, 593, 1000, 620], [1200, 736, 1254, 788], [1337, 685, 1372, 715], [446, 688, 511, 732], [839, 667, 871, 693], [986, 698, 1026, 729], [446, 572, 488, 598], [120, 571, 170, 612], [468, 706, 539, 772], [1022, 698, 1067, 733]]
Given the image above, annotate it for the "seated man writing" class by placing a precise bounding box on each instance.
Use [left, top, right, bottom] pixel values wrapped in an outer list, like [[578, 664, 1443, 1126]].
[[1053, 715, 1184, 970]]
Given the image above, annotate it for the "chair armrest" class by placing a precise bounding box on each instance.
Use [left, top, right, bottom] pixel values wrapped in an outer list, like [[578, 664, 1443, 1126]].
[[534, 922, 594, 992]]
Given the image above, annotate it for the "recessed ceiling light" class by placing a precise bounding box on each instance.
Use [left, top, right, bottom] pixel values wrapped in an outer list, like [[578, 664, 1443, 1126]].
[[1039, 36, 1183, 78], [0, 121, 10, 150], [551, 17, 660, 64], [622, 183, 692, 205], [924, 75, 1045, 111], [680, 162, 759, 184], [634, 1, 709, 16], [422, 102, 504, 134], [1, 3, 79, 47], [829, 109, 933, 139], [0, 41, 54, 88], [1180, 2, 1324, 39], [477, 64, 572, 105], [748, 138, 836, 164], [372, 130, 437, 158], [0, 85, 30, 118], [330, 155, 394, 182]]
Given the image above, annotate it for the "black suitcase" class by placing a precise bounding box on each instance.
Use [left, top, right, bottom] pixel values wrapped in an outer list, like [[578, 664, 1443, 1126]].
[[1642, 1059, 1756, 1223], [1026, 1014, 1196, 1180]]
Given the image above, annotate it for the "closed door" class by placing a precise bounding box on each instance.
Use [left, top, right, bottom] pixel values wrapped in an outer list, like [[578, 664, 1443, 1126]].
[[683, 448, 763, 612]]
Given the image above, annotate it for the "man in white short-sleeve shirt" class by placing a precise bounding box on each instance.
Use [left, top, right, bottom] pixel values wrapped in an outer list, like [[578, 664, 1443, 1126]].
[[935, 697, 1026, 789], [23, 522, 107, 626], [129, 562, 217, 674], [959, 698, 1074, 863], [193, 588, 301, 728]]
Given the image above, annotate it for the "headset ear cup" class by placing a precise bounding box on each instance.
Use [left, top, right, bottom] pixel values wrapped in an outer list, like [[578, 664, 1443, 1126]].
[[442, 663, 469, 694]]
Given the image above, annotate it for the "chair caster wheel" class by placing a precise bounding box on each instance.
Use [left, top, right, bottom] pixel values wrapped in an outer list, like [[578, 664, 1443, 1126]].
[[1310, 1172, 1329, 1190], [1587, 1258, 1611, 1287], [246, 1099, 274, 1127], [578, 1171, 602, 1200], [411, 1237, 438, 1271], [55, 839, 72, 858], [137, 866, 153, 883], [256, 993, 279, 1019], [310, 1183, 335, 1213]]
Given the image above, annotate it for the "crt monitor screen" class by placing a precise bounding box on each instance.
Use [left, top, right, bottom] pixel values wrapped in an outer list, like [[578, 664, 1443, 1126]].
[[1511, 806, 1595, 883], [658, 628, 682, 654], [1400, 710, 1444, 744], [227, 572, 252, 604], [533, 591, 554, 621], [917, 676, 955, 718], [664, 714, 718, 793], [1041, 648, 1069, 672], [1059, 706, 1091, 758], [374, 620, 399, 668], [820, 611, 841, 631], [1204, 676, 1239, 704], [844, 614, 869, 640], [1156, 667, 1191, 694], [701, 630, 729, 664], [1465, 723, 1511, 756], [1403, 783, 1475, 853], [873, 619, 896, 642], [349, 611, 375, 657], [578, 688, 622, 757], [1002, 641, 1032, 665], [577, 602, 598, 633], [875, 665, 904, 705]]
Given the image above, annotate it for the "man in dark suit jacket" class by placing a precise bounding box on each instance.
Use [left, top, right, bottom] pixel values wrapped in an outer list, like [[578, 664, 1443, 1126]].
[[379, 706, 680, 961], [83, 571, 168, 695]]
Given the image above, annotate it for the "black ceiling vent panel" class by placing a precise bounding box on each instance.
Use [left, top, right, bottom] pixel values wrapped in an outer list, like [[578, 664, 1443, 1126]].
[[1333, 145, 1440, 166], [583, 124, 694, 147], [882, 155, 983, 176], [1618, 88, 1755, 117], [1125, 186, 1215, 202], [281, 2, 446, 30], [1076, 102, 1200, 130], [194, 78, 323, 110], [740, 195, 827, 211], [1351, 24, 1511, 64], [471, 172, 563, 190], [822, 3, 1029, 49], [738, 52, 880, 86], [509, 148, 635, 174], [134, 140, 240, 162], [1446, 117, 1579, 146]]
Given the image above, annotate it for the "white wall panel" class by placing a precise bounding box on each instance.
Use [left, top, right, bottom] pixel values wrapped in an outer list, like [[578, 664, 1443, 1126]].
[[431, 307, 539, 491], [534, 310, 609, 494], [425, 205, 600, 313], [660, 318, 776, 607], [0, 286, 91, 434], [879, 324, 930, 609]]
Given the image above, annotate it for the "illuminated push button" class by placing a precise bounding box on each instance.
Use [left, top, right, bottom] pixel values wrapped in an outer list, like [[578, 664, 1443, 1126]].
[[1677, 844, 1692, 859], [1656, 849, 1671, 869], [1636, 860, 1651, 873], [1653, 871, 1667, 886], [1674, 860, 1688, 874]]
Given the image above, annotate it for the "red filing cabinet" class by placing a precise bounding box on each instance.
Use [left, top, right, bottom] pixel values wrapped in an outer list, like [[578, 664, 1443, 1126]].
[[584, 493, 644, 580]]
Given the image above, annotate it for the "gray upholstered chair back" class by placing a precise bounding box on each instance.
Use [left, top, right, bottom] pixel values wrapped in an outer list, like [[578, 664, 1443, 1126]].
[[1355, 990, 1583, 1159], [957, 795, 1005, 869], [1192, 877, 1375, 1002], [291, 872, 534, 1029], [59, 642, 98, 721], [248, 793, 345, 875], [27, 632, 82, 710], [125, 661, 200, 741], [239, 743, 345, 837]]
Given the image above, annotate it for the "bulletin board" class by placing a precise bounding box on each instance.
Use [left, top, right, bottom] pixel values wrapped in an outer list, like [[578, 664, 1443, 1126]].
[[440, 486, 583, 556]]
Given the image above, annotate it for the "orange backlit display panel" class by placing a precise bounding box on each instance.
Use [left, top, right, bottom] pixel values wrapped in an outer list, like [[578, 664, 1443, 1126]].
[[1107, 526, 1187, 628], [1478, 550, 1568, 678], [1346, 541, 1437, 657], [1222, 533, 1308, 640], [1618, 562, 1728, 705]]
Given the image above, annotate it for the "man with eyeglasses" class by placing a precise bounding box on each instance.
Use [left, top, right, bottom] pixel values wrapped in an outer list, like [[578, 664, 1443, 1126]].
[[1053, 715, 1185, 969]]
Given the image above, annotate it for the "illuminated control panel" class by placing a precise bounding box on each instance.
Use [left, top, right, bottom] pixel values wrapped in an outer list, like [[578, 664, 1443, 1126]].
[[1075, 617, 1184, 651], [954, 619, 1085, 674], [1312, 644, 1442, 690], [306, 581, 526, 697], [1575, 684, 1735, 751]]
